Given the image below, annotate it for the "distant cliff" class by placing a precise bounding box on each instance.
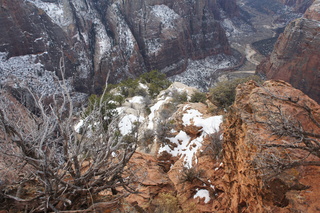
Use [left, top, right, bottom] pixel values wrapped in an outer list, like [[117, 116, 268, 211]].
[[0, 0, 239, 94], [257, 0, 320, 103], [277, 0, 314, 13]]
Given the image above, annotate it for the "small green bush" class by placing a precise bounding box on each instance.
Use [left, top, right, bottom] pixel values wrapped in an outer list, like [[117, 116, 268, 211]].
[[117, 78, 140, 97], [140, 70, 171, 98], [190, 91, 207, 103], [171, 90, 188, 104], [209, 75, 262, 109], [107, 70, 171, 99]]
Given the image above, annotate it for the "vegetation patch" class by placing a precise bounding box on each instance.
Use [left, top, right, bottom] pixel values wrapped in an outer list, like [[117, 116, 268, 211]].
[[209, 75, 263, 109]]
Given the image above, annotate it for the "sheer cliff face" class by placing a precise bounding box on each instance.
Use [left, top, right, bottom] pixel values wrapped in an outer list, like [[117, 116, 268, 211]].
[[222, 80, 320, 212], [257, 0, 320, 103], [0, 0, 237, 94]]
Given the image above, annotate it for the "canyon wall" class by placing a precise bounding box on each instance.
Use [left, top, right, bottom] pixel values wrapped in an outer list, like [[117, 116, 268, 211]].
[[0, 0, 238, 94], [257, 0, 320, 103]]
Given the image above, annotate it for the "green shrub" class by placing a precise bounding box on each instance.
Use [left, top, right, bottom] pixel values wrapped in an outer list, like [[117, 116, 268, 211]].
[[107, 70, 171, 99], [134, 87, 148, 97], [117, 78, 139, 97], [157, 119, 176, 142], [209, 75, 262, 109], [140, 70, 171, 97], [84, 93, 122, 124], [190, 91, 207, 103], [171, 90, 188, 104]]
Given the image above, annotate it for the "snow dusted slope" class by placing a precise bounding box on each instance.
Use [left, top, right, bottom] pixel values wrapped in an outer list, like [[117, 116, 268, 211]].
[[159, 104, 223, 168], [25, 0, 69, 28], [169, 53, 239, 91], [151, 4, 180, 29], [0, 52, 61, 95]]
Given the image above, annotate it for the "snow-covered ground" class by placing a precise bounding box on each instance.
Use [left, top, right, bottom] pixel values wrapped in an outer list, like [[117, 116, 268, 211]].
[[169, 54, 239, 91], [119, 114, 145, 135], [0, 52, 62, 95]]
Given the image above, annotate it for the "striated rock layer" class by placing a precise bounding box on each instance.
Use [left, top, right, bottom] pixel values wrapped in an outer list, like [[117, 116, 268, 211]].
[[219, 80, 320, 212], [257, 0, 320, 103], [0, 0, 238, 94]]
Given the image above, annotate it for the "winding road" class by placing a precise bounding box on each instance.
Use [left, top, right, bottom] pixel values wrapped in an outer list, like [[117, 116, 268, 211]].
[[245, 44, 260, 66]]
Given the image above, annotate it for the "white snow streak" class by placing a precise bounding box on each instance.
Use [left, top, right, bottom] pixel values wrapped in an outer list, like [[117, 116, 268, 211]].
[[119, 114, 144, 136], [26, 0, 67, 27], [159, 105, 223, 168], [129, 96, 144, 104]]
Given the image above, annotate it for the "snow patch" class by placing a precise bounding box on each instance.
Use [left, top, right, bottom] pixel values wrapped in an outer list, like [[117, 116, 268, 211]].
[[139, 83, 148, 90], [74, 119, 84, 133], [146, 38, 162, 55], [183, 107, 223, 134], [193, 189, 211, 203], [129, 96, 144, 104], [94, 20, 112, 61], [119, 114, 144, 136], [159, 105, 223, 168], [222, 18, 240, 37], [147, 97, 171, 129], [182, 109, 202, 126]]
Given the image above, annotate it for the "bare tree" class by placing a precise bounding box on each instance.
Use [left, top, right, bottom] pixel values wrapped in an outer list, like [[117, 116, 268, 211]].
[[252, 88, 320, 180], [0, 58, 137, 212]]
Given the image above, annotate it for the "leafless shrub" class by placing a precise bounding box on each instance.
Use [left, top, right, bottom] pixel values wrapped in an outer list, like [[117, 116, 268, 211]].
[[0, 58, 137, 212], [252, 88, 320, 180], [179, 167, 204, 183], [157, 119, 176, 143], [203, 131, 223, 159]]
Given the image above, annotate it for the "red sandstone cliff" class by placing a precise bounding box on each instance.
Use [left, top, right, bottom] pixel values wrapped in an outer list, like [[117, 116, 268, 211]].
[[219, 80, 320, 212], [125, 80, 320, 213], [257, 0, 320, 103]]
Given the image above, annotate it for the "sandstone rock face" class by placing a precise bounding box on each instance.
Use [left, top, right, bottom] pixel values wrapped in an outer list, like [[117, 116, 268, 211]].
[[126, 152, 175, 211], [220, 80, 320, 212], [0, 0, 238, 95], [257, 0, 320, 103]]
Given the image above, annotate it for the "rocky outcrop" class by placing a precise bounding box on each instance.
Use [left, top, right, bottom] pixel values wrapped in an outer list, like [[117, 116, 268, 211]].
[[257, 0, 320, 103], [124, 80, 320, 212], [0, 0, 238, 95], [219, 80, 320, 212], [125, 152, 175, 211]]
